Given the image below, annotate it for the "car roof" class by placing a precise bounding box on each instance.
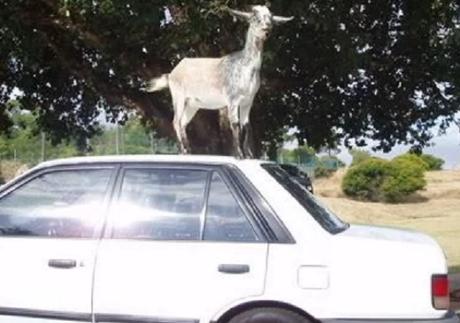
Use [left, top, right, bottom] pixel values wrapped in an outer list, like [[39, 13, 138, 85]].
[[34, 154, 269, 169]]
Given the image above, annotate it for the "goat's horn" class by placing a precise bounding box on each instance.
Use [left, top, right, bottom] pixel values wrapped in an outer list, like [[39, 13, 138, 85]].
[[227, 8, 252, 20], [272, 15, 294, 24]]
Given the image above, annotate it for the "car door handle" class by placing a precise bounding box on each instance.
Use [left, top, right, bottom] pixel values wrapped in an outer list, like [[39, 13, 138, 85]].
[[48, 259, 77, 269], [218, 264, 250, 274]]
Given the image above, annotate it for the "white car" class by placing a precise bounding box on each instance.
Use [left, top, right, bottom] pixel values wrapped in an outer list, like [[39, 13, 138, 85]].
[[0, 155, 457, 323]]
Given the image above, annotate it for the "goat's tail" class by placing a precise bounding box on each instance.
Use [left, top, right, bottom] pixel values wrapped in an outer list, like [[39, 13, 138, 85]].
[[143, 74, 169, 92]]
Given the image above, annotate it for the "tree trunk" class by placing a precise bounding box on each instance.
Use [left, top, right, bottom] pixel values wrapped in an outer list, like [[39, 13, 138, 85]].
[[147, 108, 259, 157], [185, 109, 236, 156]]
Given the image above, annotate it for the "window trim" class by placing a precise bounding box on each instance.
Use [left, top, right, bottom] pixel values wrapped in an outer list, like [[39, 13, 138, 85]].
[[198, 172, 213, 240], [0, 164, 119, 240], [203, 170, 265, 243], [222, 165, 296, 244], [104, 163, 266, 243], [262, 163, 349, 235]]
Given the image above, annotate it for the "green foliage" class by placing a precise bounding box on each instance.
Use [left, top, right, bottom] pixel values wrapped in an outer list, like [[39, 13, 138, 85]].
[[392, 153, 445, 171], [90, 118, 178, 155], [0, 108, 80, 164], [419, 154, 445, 170], [342, 158, 390, 201], [342, 155, 427, 203], [392, 153, 429, 171], [279, 146, 317, 165], [314, 155, 345, 178], [0, 108, 178, 166], [314, 165, 335, 178], [381, 158, 427, 202], [279, 146, 345, 178], [349, 149, 372, 166], [1, 0, 460, 154]]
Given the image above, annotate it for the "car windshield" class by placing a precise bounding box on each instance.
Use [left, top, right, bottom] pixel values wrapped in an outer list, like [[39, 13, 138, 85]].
[[262, 164, 349, 234]]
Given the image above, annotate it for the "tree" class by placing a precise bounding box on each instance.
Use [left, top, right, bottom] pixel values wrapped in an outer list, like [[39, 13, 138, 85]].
[[1, 0, 460, 156], [90, 117, 178, 155], [279, 145, 317, 164], [0, 106, 80, 163]]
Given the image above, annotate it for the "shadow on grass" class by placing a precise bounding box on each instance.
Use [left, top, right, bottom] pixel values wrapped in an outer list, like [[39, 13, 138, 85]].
[[401, 193, 429, 204], [343, 192, 430, 204]]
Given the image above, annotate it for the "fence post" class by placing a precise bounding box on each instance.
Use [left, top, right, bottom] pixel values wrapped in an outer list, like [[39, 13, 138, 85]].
[[115, 126, 120, 155], [40, 132, 46, 161]]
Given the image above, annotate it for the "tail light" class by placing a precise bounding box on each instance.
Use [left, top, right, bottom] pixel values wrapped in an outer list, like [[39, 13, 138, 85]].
[[432, 274, 449, 310]]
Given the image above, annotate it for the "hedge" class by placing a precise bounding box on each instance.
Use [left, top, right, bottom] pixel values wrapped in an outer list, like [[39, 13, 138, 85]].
[[342, 156, 427, 203]]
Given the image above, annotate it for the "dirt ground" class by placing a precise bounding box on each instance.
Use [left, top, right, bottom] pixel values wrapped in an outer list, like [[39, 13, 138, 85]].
[[0, 160, 28, 182], [315, 169, 460, 273]]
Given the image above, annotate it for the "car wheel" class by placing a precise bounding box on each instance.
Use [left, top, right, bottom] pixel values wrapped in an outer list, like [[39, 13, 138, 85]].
[[228, 307, 311, 323]]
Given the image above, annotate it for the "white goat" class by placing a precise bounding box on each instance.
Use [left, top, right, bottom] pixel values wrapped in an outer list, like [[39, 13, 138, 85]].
[[144, 5, 293, 157]]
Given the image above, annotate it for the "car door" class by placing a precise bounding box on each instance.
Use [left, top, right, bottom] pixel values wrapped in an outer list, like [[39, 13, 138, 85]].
[[93, 165, 268, 323], [0, 165, 117, 322]]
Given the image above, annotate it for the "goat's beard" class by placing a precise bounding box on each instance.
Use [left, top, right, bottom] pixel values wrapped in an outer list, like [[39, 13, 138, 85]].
[[256, 31, 268, 41], [255, 38, 264, 50]]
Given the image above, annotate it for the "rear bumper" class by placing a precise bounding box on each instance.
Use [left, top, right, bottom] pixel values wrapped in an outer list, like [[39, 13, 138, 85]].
[[322, 311, 460, 323]]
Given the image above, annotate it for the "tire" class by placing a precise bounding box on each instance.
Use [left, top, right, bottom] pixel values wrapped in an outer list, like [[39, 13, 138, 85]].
[[227, 307, 311, 323]]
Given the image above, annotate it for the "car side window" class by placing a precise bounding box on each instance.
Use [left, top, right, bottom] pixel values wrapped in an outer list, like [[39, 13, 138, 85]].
[[0, 169, 113, 238], [203, 172, 258, 242], [112, 168, 208, 240]]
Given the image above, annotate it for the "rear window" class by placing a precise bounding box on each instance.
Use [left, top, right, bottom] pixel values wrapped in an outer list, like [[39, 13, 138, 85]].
[[262, 164, 348, 234]]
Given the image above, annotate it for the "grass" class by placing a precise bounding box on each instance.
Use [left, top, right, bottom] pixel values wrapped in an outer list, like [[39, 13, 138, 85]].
[[315, 170, 460, 273], [0, 160, 28, 183]]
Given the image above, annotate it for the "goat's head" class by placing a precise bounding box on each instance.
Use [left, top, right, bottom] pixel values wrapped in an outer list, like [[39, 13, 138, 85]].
[[228, 5, 294, 40]]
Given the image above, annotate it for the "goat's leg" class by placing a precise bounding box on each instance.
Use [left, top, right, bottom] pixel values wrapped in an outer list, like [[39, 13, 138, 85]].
[[242, 123, 254, 158], [173, 115, 187, 154], [228, 105, 244, 158], [179, 105, 198, 153], [230, 123, 244, 158], [172, 93, 188, 154], [239, 104, 254, 158]]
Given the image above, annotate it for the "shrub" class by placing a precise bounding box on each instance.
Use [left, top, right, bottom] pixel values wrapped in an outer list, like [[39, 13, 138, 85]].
[[342, 158, 391, 201], [419, 154, 444, 170], [342, 156, 427, 203], [381, 158, 427, 202], [314, 156, 345, 178], [393, 153, 429, 171], [314, 165, 335, 178]]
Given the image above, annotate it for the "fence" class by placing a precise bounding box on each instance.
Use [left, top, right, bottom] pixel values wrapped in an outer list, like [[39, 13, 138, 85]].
[[277, 154, 343, 179]]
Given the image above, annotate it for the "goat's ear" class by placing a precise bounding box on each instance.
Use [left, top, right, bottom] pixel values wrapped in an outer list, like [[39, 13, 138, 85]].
[[227, 8, 252, 21], [272, 15, 294, 24]]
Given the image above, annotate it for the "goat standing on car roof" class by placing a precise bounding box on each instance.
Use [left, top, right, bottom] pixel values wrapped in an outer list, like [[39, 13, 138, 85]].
[[143, 5, 293, 157]]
